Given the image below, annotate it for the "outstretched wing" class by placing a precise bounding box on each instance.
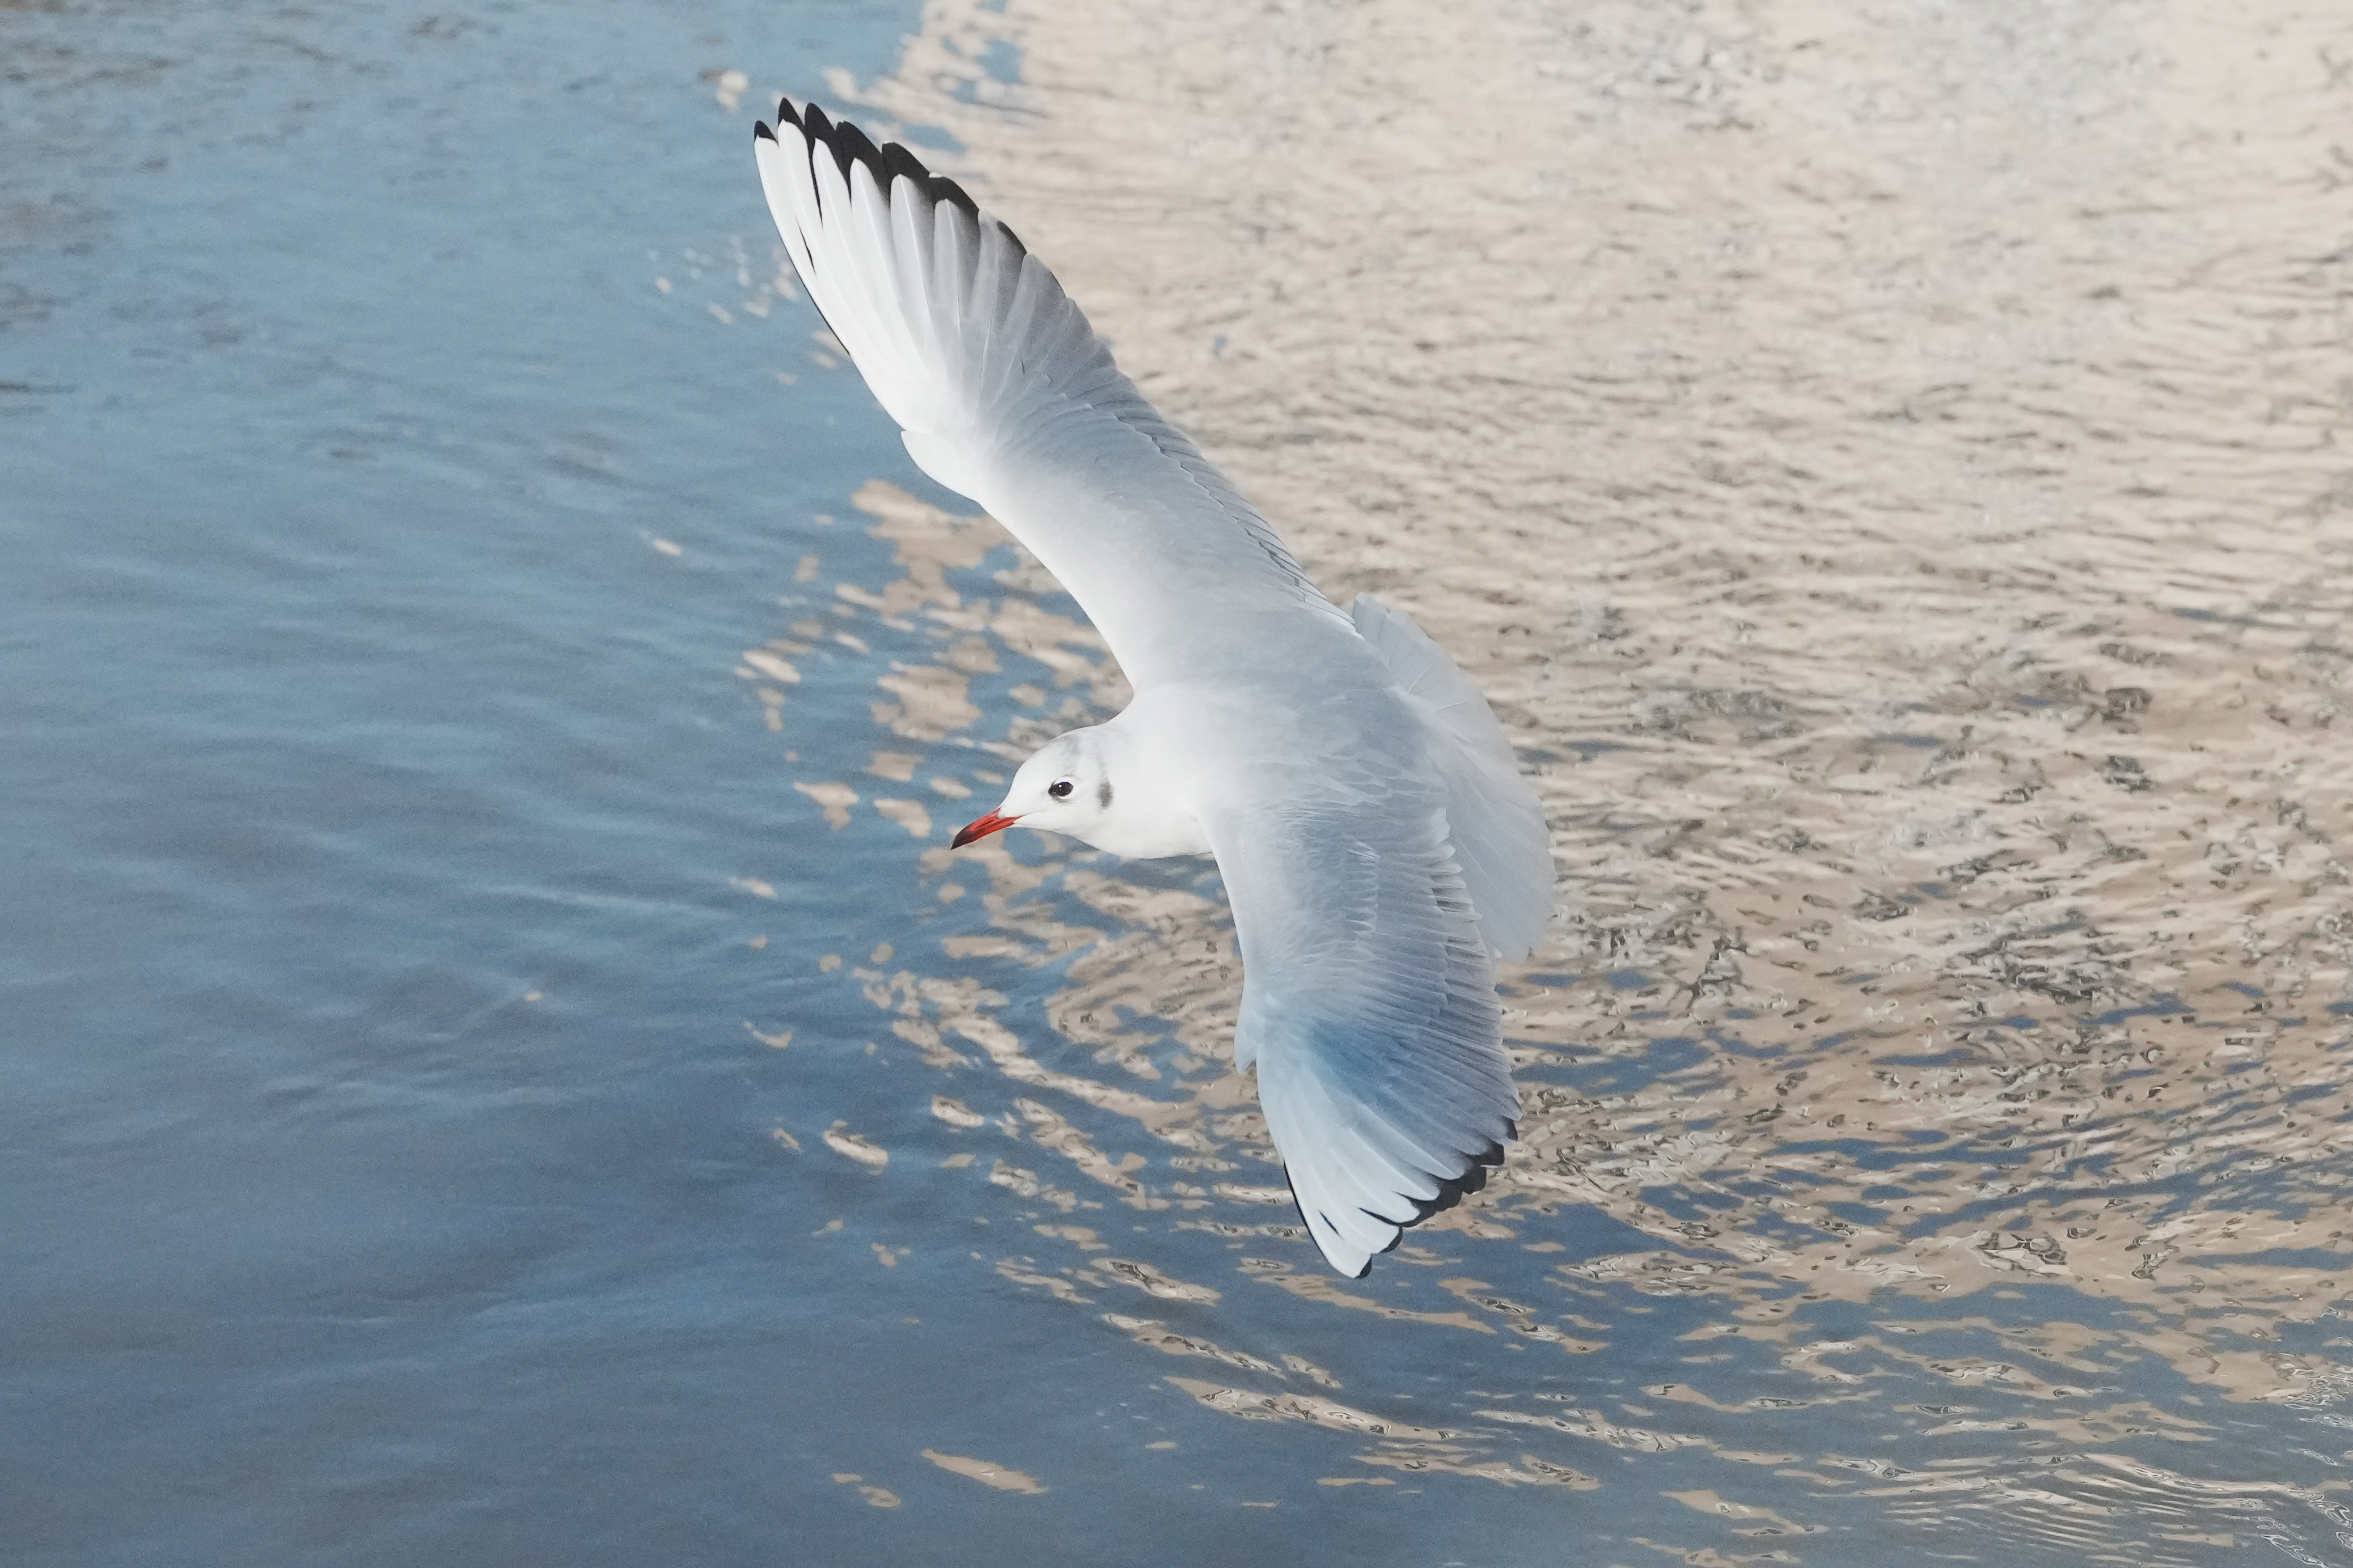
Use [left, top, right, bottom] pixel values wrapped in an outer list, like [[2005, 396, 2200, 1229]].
[[753, 100, 1349, 689], [1204, 778, 1520, 1277]]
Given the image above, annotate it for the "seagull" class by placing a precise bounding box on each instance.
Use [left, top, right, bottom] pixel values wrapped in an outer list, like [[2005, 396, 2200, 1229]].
[[753, 99, 1553, 1277]]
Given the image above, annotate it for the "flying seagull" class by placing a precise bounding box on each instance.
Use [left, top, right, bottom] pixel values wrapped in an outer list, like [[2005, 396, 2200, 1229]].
[[753, 99, 1552, 1276]]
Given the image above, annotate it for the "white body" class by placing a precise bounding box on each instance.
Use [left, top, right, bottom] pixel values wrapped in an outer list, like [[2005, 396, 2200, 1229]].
[[754, 102, 1555, 1275]]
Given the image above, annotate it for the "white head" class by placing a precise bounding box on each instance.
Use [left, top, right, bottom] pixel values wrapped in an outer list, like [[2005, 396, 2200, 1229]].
[[953, 727, 1117, 849], [951, 721, 1208, 861]]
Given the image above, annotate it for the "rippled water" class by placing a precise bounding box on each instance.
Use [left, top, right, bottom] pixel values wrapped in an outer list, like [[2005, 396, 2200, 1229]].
[[7, 0, 2351, 1563]]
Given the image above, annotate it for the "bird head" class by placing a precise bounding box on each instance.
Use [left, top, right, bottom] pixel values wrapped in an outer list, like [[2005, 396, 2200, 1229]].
[[953, 727, 1118, 849]]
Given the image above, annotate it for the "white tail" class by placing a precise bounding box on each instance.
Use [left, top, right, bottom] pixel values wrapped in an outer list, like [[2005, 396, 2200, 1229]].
[[1352, 595, 1554, 959]]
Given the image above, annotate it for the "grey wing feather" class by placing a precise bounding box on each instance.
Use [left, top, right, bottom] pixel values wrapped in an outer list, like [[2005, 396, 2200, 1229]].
[[1204, 784, 1520, 1277], [755, 100, 1348, 688], [1350, 596, 1554, 959]]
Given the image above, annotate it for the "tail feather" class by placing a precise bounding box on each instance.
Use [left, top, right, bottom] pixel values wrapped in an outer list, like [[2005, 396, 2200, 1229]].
[[1352, 596, 1554, 959]]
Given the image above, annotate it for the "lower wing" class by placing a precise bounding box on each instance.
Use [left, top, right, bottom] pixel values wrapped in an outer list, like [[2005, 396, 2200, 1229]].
[[1204, 782, 1520, 1277]]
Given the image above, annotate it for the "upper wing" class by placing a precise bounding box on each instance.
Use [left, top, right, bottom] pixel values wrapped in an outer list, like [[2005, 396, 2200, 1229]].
[[1350, 596, 1554, 959], [1204, 777, 1520, 1277], [754, 100, 1349, 689]]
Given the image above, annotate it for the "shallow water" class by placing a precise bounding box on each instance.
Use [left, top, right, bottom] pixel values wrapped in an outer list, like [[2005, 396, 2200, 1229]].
[[6, 1, 2351, 1564]]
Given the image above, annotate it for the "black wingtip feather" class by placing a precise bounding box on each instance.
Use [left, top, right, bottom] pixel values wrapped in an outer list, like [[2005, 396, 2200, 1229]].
[[775, 100, 1023, 252], [1283, 1170, 1313, 1239], [827, 117, 885, 188], [1399, 1138, 1510, 1226], [1287, 1139, 1513, 1277], [753, 121, 776, 143], [927, 172, 980, 219], [878, 139, 930, 192]]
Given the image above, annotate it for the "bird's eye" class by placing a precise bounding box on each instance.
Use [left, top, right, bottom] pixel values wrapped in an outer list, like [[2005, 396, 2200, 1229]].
[[1047, 778, 1075, 799]]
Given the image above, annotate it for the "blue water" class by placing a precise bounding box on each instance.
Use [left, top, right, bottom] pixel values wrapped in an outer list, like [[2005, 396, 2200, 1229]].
[[6, 3, 2350, 1565]]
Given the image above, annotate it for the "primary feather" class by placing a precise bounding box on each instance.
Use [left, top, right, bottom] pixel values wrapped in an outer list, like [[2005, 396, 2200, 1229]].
[[755, 101, 1342, 689]]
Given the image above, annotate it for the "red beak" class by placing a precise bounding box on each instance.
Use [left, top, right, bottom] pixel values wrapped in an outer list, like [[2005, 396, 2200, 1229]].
[[951, 810, 1019, 849]]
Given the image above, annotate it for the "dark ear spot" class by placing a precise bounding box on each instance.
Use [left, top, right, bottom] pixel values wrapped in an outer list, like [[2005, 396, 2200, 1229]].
[[1097, 781, 1114, 810]]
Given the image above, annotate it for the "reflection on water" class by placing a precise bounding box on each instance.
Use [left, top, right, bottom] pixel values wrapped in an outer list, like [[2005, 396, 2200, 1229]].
[[788, 0, 2353, 1559], [5, 0, 2348, 1562]]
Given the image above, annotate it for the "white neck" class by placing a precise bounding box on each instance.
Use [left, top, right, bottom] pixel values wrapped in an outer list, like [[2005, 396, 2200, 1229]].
[[1081, 706, 1213, 860]]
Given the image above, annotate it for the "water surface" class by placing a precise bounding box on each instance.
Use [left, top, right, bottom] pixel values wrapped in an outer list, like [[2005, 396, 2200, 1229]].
[[6, 1, 2351, 1564]]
